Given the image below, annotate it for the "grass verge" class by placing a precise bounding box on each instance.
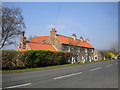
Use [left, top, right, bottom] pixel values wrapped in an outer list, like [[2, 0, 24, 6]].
[[2, 59, 113, 74]]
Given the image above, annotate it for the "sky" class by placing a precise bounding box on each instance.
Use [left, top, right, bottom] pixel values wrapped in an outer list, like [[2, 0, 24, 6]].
[[3, 2, 118, 50]]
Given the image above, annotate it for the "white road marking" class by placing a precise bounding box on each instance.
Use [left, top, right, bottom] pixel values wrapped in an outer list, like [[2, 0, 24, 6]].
[[5, 83, 31, 88], [115, 63, 118, 64], [54, 72, 82, 80], [105, 64, 112, 67], [89, 67, 102, 71]]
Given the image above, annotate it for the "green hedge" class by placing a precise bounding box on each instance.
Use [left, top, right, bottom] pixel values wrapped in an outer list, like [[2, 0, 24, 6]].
[[2, 50, 72, 70]]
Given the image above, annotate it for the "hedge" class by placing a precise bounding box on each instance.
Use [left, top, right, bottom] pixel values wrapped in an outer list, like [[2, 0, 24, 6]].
[[2, 50, 72, 70]]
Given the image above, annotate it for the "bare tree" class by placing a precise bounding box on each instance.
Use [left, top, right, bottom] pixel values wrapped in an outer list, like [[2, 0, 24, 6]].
[[0, 7, 26, 49], [0, 4, 2, 46], [27, 35, 36, 41], [110, 41, 118, 52]]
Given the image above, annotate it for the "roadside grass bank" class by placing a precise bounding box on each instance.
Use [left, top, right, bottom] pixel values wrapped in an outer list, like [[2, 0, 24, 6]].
[[2, 59, 114, 74]]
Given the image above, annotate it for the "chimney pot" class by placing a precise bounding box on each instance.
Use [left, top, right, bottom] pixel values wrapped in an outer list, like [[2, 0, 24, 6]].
[[52, 28, 56, 31], [80, 36, 83, 41], [50, 28, 57, 38], [22, 31, 25, 36], [85, 38, 89, 42], [72, 34, 76, 40]]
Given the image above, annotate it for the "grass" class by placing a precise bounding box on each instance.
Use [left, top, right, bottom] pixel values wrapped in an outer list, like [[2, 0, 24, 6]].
[[2, 59, 113, 74], [2, 63, 80, 74]]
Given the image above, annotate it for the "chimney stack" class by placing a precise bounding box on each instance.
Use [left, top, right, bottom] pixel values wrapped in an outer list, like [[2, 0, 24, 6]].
[[20, 31, 26, 49], [50, 28, 57, 38], [22, 31, 25, 36], [72, 34, 76, 40], [80, 36, 84, 41], [85, 38, 89, 42]]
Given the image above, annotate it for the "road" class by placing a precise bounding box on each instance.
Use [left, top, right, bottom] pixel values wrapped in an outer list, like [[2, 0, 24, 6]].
[[2, 60, 119, 89]]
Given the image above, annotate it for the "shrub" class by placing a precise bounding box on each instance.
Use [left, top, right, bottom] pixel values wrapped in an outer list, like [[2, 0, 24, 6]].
[[2, 50, 25, 70], [2, 50, 72, 70], [21, 50, 72, 68]]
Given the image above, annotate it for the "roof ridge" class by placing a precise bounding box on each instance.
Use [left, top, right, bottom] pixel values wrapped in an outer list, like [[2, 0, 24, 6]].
[[33, 36, 49, 37], [27, 42, 52, 45], [57, 34, 81, 41]]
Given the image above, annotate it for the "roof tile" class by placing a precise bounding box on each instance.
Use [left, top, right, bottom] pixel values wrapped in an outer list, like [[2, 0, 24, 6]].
[[26, 34, 94, 51], [27, 43, 57, 51], [56, 34, 94, 48], [29, 36, 49, 43]]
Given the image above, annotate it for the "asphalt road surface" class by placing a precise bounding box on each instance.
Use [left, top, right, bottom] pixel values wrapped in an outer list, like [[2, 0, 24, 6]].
[[2, 60, 119, 89]]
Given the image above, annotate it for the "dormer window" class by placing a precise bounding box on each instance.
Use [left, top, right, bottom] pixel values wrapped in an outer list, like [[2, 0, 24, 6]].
[[40, 40, 46, 44]]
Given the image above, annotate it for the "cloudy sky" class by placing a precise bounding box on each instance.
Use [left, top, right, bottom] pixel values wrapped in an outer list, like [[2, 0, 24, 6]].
[[3, 2, 118, 50]]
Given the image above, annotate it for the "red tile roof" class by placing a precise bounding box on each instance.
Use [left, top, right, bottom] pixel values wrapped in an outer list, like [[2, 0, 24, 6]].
[[27, 43, 57, 51], [56, 34, 94, 48], [29, 36, 49, 43], [78, 41, 94, 48], [26, 34, 94, 51], [56, 34, 80, 44]]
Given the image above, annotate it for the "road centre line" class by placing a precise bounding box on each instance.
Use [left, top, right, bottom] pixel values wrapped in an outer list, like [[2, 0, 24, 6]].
[[5, 83, 31, 89], [89, 67, 102, 71], [54, 72, 82, 80], [105, 64, 112, 67]]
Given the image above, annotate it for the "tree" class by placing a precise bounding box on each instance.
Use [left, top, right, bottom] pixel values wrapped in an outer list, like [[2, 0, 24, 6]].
[[0, 7, 26, 49], [99, 50, 108, 60], [27, 35, 36, 41], [110, 41, 118, 52], [99, 50, 113, 59], [108, 52, 115, 59]]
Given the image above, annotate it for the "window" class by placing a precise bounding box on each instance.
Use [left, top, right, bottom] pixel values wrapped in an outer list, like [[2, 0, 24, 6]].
[[40, 40, 46, 44], [77, 47, 80, 52], [85, 48, 87, 53], [66, 46, 70, 51], [91, 49, 94, 53]]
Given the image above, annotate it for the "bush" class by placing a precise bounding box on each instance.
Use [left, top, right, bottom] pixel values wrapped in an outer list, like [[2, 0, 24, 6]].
[[20, 50, 72, 68], [2, 50, 72, 70], [2, 50, 25, 70], [99, 50, 111, 60]]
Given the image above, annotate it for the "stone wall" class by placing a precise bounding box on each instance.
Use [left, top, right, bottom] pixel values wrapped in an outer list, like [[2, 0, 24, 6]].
[[20, 36, 26, 49], [47, 37, 62, 51], [93, 49, 102, 61], [62, 44, 94, 62]]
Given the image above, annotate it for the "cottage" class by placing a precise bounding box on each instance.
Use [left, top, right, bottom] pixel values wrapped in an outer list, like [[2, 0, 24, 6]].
[[17, 28, 95, 63]]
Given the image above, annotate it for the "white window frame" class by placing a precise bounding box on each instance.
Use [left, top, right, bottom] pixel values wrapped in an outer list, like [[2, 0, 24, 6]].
[[67, 46, 70, 52], [85, 48, 87, 53], [91, 49, 94, 53], [78, 47, 80, 52]]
